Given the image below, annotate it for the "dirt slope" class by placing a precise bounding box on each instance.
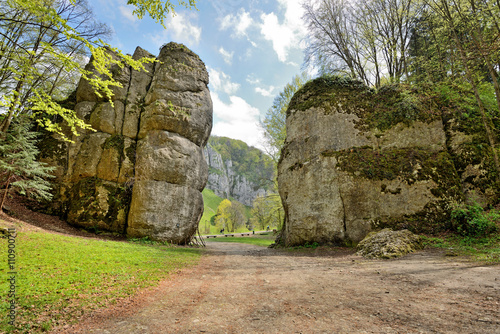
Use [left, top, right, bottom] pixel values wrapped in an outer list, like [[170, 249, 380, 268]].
[[60, 242, 500, 334]]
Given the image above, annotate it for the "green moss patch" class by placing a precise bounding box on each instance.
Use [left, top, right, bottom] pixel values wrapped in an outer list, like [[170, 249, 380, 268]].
[[374, 201, 453, 234], [67, 177, 131, 233], [102, 134, 125, 162], [37, 131, 67, 168], [288, 76, 441, 131], [288, 76, 372, 116], [125, 141, 137, 165], [322, 147, 463, 234], [325, 147, 461, 197]]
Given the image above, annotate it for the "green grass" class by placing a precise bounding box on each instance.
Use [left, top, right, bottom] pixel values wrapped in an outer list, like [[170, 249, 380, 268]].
[[0, 228, 202, 333], [199, 188, 224, 235], [199, 189, 254, 235], [205, 234, 276, 247], [422, 232, 500, 263]]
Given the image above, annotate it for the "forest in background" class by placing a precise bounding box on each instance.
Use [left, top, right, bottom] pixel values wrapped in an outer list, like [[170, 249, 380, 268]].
[[201, 136, 282, 235]]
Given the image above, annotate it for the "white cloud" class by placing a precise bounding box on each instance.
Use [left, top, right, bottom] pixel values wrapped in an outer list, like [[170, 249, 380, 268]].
[[246, 75, 261, 86], [255, 86, 276, 97], [260, 13, 290, 62], [167, 13, 201, 44], [246, 75, 275, 97], [218, 47, 234, 65], [208, 67, 240, 95], [150, 12, 201, 47], [211, 93, 265, 150], [259, 0, 307, 63], [218, 8, 257, 47], [119, 6, 137, 23], [236, 10, 253, 36], [278, 0, 304, 28], [219, 9, 254, 38]]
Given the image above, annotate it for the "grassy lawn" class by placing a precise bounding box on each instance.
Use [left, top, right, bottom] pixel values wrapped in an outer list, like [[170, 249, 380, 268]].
[[199, 189, 256, 235], [205, 233, 276, 247], [0, 227, 202, 333], [199, 189, 223, 235], [422, 232, 500, 264]]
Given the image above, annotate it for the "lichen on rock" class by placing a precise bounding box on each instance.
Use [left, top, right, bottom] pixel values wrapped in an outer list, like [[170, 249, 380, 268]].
[[277, 76, 494, 247], [40, 42, 212, 244]]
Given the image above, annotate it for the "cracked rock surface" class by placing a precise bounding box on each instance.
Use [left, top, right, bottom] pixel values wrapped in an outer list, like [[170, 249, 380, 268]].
[[277, 78, 483, 246], [42, 42, 212, 244]]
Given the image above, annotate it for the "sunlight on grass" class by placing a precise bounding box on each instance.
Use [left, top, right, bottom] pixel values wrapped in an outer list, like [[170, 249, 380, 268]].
[[422, 232, 500, 264], [0, 230, 202, 333], [205, 235, 275, 247]]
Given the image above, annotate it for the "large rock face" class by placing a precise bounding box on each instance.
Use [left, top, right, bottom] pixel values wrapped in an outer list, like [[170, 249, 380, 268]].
[[203, 143, 266, 206], [203, 137, 274, 206], [278, 77, 498, 246], [43, 43, 212, 244]]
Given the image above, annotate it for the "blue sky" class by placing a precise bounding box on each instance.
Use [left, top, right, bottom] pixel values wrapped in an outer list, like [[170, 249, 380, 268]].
[[87, 0, 309, 150]]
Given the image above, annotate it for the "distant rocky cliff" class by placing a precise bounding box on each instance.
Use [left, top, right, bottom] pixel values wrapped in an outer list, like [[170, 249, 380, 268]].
[[203, 137, 274, 206], [278, 77, 498, 246], [41, 42, 212, 244]]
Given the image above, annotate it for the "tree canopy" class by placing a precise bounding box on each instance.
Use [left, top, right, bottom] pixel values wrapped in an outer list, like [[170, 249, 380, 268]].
[[214, 199, 246, 233], [0, 0, 197, 139], [260, 73, 309, 163]]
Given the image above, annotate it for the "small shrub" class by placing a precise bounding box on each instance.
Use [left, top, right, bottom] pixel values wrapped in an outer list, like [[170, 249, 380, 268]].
[[450, 203, 500, 237], [292, 241, 320, 249]]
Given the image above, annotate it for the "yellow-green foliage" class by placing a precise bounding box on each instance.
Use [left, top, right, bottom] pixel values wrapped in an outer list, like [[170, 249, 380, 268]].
[[1, 0, 197, 141]]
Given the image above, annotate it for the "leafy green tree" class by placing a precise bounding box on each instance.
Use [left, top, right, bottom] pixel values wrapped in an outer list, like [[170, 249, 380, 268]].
[[227, 201, 246, 233], [0, 119, 55, 211], [251, 194, 284, 230], [260, 73, 309, 163], [421, 0, 500, 176], [126, 0, 197, 26], [214, 199, 232, 232], [258, 75, 307, 229], [214, 199, 246, 233], [0, 0, 197, 139]]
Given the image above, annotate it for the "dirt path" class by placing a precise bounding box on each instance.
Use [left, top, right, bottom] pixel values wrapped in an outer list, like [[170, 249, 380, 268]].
[[62, 242, 499, 334]]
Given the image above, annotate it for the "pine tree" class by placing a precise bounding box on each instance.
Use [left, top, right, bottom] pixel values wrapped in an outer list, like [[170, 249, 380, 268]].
[[0, 119, 55, 211]]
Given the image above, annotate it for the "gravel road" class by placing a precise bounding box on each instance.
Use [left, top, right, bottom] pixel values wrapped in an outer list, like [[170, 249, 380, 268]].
[[61, 242, 500, 334]]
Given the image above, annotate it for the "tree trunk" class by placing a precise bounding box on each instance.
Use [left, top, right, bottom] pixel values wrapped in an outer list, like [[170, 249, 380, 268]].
[[451, 28, 500, 179], [0, 172, 13, 212]]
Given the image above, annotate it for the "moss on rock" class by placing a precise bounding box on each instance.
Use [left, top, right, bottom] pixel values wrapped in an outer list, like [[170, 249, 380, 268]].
[[327, 147, 462, 199], [288, 76, 441, 132], [66, 177, 130, 233]]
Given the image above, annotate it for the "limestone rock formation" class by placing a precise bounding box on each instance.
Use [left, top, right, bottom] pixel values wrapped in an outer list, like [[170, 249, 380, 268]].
[[278, 77, 497, 246], [42, 43, 212, 244], [203, 137, 274, 206], [356, 229, 423, 259]]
